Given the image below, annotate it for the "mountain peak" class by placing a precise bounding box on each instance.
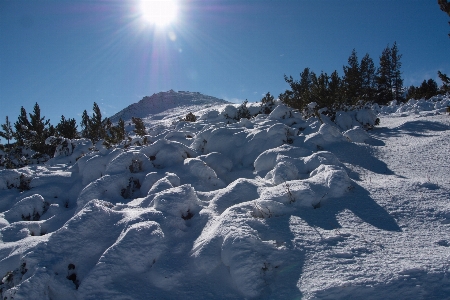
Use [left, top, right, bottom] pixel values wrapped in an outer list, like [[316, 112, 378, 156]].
[[109, 91, 229, 122]]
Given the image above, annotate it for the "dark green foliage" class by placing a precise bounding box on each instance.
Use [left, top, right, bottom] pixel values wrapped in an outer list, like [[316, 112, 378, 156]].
[[280, 68, 313, 111], [183, 112, 197, 122], [438, 71, 450, 93], [56, 115, 78, 139], [390, 42, 404, 102], [343, 49, 362, 105], [12, 103, 53, 154], [121, 177, 141, 199], [280, 46, 403, 114], [132, 117, 147, 136], [261, 92, 275, 105], [376, 45, 393, 104], [440, 0, 450, 15], [80, 103, 105, 142], [81, 110, 90, 139], [90, 102, 104, 142], [328, 70, 344, 109], [0, 116, 14, 147], [260, 92, 276, 114], [406, 79, 439, 100], [14, 107, 32, 146], [236, 100, 251, 119], [360, 53, 377, 102], [375, 42, 403, 104], [311, 71, 332, 109], [103, 118, 126, 148], [438, 0, 450, 37]]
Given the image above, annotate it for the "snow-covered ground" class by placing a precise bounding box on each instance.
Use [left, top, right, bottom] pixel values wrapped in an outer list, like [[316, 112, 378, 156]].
[[0, 93, 449, 299]]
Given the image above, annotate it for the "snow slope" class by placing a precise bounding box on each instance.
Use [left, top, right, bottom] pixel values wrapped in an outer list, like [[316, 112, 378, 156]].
[[109, 90, 230, 124], [0, 93, 449, 299]]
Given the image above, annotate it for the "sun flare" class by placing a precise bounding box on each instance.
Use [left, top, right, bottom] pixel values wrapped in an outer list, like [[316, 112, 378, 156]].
[[140, 0, 178, 27]]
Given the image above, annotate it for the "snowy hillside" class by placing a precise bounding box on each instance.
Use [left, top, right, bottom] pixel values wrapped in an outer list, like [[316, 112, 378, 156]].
[[0, 94, 449, 299], [109, 90, 230, 124]]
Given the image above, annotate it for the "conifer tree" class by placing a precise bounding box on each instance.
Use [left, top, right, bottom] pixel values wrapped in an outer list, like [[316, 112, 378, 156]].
[[376, 43, 403, 104], [28, 102, 52, 153], [90, 102, 104, 142], [438, 71, 450, 93], [376, 45, 393, 104], [116, 118, 126, 142], [343, 49, 362, 105], [0, 116, 14, 148], [438, 0, 450, 37], [406, 79, 439, 100], [360, 53, 376, 102], [103, 118, 126, 147], [56, 115, 78, 139], [132, 117, 147, 137], [280, 68, 313, 111], [311, 71, 330, 108], [390, 42, 404, 101], [328, 70, 344, 109], [14, 106, 32, 146], [81, 110, 90, 139], [260, 92, 275, 114]]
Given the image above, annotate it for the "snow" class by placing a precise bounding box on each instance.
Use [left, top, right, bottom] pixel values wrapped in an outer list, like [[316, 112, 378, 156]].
[[0, 91, 449, 299]]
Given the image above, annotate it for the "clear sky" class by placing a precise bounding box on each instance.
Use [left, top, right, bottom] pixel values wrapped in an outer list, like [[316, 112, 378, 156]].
[[1, 0, 449, 127]]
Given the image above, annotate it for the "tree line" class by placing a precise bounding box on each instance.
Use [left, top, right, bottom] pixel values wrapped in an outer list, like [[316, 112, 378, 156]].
[[276, 42, 450, 114], [0, 102, 148, 157]]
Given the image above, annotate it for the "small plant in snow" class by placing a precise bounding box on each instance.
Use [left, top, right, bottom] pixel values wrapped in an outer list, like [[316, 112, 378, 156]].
[[18, 174, 31, 191], [121, 177, 141, 199], [283, 128, 294, 144], [251, 201, 273, 218], [129, 159, 142, 173], [183, 112, 197, 122], [236, 100, 251, 120], [282, 177, 295, 203]]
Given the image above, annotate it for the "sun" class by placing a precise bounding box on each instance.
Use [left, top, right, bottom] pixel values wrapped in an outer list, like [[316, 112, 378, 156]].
[[139, 0, 178, 28]]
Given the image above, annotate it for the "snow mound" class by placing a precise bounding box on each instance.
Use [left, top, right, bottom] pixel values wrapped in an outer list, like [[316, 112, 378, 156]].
[[1, 97, 449, 299]]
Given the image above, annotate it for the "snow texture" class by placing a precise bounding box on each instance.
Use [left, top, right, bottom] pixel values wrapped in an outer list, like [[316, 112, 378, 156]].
[[0, 91, 449, 299]]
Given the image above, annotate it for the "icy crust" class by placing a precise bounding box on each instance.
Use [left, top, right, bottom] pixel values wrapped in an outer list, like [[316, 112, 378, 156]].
[[0, 97, 448, 299]]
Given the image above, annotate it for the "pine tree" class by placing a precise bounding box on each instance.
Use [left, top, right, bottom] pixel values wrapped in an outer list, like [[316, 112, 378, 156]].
[[376, 43, 404, 104], [56, 115, 78, 139], [438, 0, 450, 37], [132, 117, 147, 137], [343, 49, 362, 105], [390, 42, 404, 101], [81, 110, 90, 139], [14, 106, 32, 146], [376, 45, 393, 104], [116, 118, 126, 142], [28, 102, 52, 153], [261, 92, 275, 105], [311, 71, 330, 108], [328, 70, 344, 109], [103, 118, 126, 147], [438, 71, 450, 93], [280, 68, 313, 111], [0, 116, 14, 148], [360, 53, 376, 102], [406, 79, 439, 100], [90, 102, 104, 142]]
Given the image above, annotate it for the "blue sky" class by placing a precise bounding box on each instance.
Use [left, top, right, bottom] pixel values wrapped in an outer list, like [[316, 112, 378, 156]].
[[1, 0, 449, 128]]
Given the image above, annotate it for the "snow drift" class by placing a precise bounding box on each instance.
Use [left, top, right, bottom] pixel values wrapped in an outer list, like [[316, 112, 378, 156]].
[[0, 91, 449, 299]]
